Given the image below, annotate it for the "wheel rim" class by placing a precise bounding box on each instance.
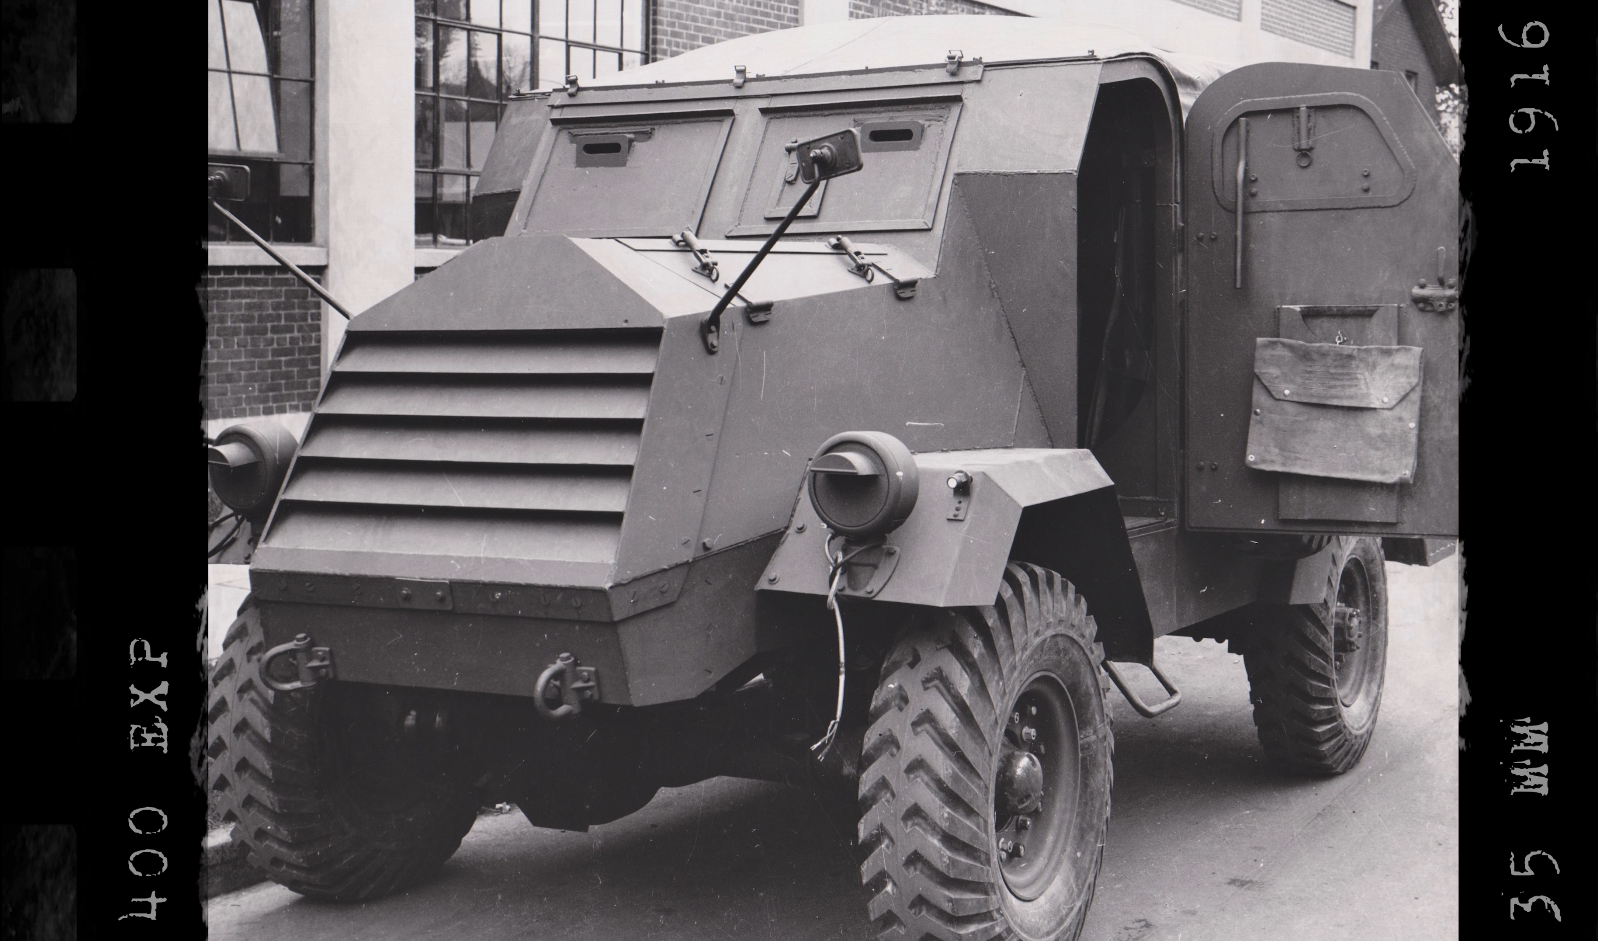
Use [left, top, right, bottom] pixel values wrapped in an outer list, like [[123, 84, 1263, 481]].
[[995, 673, 1080, 903], [1331, 555, 1376, 710]]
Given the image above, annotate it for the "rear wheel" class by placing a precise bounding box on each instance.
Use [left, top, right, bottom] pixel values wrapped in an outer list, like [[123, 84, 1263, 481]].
[[1244, 536, 1389, 774], [206, 598, 481, 900], [857, 564, 1113, 941]]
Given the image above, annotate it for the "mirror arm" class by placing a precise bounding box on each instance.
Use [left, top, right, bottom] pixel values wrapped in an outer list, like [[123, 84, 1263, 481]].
[[699, 177, 821, 353], [209, 199, 354, 321]]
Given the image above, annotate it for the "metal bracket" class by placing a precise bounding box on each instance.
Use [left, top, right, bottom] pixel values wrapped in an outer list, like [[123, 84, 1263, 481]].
[[673, 229, 720, 282], [259, 633, 337, 692], [833, 544, 901, 599], [826, 235, 919, 299], [1102, 658, 1183, 718], [534, 652, 600, 719], [1410, 246, 1458, 312], [1292, 105, 1316, 167]]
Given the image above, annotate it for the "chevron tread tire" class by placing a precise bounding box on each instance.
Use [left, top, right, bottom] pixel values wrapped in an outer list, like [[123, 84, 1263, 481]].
[[206, 597, 480, 900], [856, 563, 1114, 941], [1244, 536, 1389, 775]]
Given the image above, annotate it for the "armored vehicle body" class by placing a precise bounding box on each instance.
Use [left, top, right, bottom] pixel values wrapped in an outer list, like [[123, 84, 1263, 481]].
[[206, 16, 1458, 940]]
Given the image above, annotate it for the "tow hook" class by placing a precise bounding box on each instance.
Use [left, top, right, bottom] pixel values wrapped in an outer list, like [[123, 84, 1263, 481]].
[[535, 652, 600, 719], [260, 633, 337, 692]]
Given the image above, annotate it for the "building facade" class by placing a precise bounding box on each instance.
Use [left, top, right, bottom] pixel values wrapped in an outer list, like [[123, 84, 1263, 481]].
[[202, 0, 1456, 440]]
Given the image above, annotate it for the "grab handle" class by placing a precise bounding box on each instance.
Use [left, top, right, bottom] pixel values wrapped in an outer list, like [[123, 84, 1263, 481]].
[[1235, 116, 1248, 289]]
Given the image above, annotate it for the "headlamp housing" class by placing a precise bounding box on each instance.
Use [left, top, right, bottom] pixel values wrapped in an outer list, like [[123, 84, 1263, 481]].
[[806, 431, 919, 538], [207, 422, 299, 519]]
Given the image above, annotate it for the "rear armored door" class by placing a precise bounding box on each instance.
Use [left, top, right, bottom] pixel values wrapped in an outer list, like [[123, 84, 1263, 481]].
[[1183, 63, 1457, 536]]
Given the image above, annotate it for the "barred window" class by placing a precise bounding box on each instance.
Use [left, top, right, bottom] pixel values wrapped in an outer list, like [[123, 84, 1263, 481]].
[[416, 1, 648, 247], [207, 0, 316, 244]]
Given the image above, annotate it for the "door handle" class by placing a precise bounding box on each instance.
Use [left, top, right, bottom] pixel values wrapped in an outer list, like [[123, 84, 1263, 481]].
[[1235, 117, 1248, 289], [1410, 246, 1458, 312]]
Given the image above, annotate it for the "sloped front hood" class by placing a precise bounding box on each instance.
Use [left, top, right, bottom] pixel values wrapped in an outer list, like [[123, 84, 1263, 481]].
[[249, 235, 929, 615]]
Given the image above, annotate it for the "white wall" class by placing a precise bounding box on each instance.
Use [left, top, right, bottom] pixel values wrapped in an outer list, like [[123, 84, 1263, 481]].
[[322, 0, 417, 376], [802, 0, 849, 25]]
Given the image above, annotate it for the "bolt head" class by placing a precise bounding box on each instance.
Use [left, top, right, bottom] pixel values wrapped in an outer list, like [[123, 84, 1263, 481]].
[[400, 588, 412, 601], [1210, 462, 1218, 471], [767, 574, 779, 584], [795, 522, 806, 534], [702, 538, 714, 550]]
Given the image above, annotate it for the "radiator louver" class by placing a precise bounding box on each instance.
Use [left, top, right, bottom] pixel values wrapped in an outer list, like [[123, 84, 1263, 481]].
[[265, 329, 661, 573]]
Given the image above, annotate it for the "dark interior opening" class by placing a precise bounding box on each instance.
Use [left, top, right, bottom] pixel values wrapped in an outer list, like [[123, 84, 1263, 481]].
[[1076, 80, 1170, 501], [583, 141, 624, 154], [868, 127, 915, 142]]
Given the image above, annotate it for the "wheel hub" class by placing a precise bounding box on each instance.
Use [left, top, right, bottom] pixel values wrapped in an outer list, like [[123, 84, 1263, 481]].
[[997, 749, 1045, 816], [1332, 603, 1363, 655], [995, 677, 1082, 903]]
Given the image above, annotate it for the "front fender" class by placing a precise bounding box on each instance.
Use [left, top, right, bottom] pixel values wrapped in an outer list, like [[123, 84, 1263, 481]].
[[758, 449, 1154, 660]]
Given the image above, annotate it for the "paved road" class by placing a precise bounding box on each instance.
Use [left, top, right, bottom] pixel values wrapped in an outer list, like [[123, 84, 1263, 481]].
[[207, 556, 1458, 941]]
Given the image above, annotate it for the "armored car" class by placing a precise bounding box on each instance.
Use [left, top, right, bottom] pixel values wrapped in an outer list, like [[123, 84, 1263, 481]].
[[206, 16, 1458, 940]]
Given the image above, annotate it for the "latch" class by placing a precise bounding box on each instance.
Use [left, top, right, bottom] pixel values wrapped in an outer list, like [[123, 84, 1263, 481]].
[[673, 229, 720, 282], [1410, 246, 1458, 312], [534, 652, 600, 719], [1292, 105, 1315, 168], [259, 633, 337, 692], [826, 235, 919, 299]]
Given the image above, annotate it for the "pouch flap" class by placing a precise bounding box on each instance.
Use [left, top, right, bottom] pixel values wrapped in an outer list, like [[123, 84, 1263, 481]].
[[1253, 338, 1422, 409]]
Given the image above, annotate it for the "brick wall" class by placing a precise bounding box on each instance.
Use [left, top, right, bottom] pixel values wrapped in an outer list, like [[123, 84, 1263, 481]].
[[651, 0, 1016, 61], [848, 0, 1016, 18], [1371, 0, 1438, 122], [201, 266, 324, 421], [652, 0, 800, 61]]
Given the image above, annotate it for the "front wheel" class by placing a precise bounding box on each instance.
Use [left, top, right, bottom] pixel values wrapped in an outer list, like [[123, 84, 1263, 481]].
[[857, 563, 1114, 941], [206, 598, 481, 900]]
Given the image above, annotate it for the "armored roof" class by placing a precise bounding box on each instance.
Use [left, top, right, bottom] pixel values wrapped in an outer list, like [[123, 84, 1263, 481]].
[[590, 15, 1235, 114]]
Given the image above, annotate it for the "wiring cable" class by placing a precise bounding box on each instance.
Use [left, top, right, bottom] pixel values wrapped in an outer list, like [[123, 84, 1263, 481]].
[[811, 535, 880, 760]]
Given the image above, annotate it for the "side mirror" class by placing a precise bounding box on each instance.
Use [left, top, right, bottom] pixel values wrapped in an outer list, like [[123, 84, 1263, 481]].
[[207, 163, 252, 202], [796, 128, 863, 184]]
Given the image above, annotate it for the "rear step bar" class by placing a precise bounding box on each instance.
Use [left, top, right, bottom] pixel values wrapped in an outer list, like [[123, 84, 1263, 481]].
[[1103, 658, 1183, 718]]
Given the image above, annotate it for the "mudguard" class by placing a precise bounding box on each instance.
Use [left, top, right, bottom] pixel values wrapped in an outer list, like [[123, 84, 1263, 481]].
[[758, 448, 1157, 662]]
